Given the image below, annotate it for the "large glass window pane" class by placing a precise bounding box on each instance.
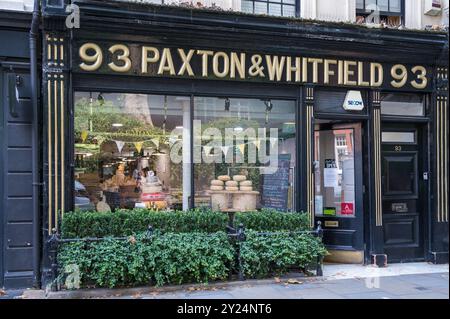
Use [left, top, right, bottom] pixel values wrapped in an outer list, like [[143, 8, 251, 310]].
[[380, 93, 424, 116], [74, 92, 189, 212], [269, 3, 282, 16], [193, 97, 296, 212], [314, 128, 355, 218], [282, 5, 296, 17], [241, 0, 253, 13], [254, 1, 268, 14], [356, 0, 365, 10], [377, 0, 389, 11], [365, 0, 377, 10], [389, 0, 401, 12]]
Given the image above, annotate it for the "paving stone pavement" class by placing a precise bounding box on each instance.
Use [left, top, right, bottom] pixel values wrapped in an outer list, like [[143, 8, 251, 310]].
[[131, 272, 449, 300], [11, 264, 449, 300]]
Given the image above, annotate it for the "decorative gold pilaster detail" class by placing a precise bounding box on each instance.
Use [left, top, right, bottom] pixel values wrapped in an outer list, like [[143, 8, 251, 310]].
[[45, 34, 67, 234], [372, 91, 383, 227], [46, 35, 65, 67], [305, 86, 315, 228], [436, 67, 448, 223], [436, 95, 448, 223]]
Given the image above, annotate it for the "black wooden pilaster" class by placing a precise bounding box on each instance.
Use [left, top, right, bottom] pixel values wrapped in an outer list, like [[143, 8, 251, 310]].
[[430, 66, 449, 264], [369, 89, 387, 266]]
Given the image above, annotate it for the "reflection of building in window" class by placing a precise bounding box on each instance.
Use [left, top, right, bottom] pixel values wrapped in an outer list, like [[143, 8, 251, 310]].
[[241, 0, 297, 17], [334, 130, 353, 170], [356, 0, 404, 27]]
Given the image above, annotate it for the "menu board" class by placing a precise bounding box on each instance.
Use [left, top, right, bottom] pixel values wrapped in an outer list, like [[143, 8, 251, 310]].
[[261, 154, 291, 211]]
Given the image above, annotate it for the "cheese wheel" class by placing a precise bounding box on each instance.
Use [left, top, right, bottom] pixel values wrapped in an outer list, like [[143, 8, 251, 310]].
[[233, 175, 247, 182], [210, 185, 224, 191], [218, 175, 231, 182], [225, 186, 239, 191], [240, 180, 252, 186], [240, 186, 253, 191], [210, 180, 224, 186], [225, 180, 238, 187]]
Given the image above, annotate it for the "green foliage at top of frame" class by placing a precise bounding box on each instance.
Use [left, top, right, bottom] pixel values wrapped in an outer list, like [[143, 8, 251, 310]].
[[60, 208, 310, 239]]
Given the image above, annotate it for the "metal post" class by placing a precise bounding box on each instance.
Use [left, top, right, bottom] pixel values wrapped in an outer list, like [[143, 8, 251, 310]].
[[47, 228, 60, 291], [315, 221, 324, 277], [237, 223, 246, 281]]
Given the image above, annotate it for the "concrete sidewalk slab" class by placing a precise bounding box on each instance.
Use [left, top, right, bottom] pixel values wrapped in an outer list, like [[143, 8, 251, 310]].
[[18, 262, 449, 299], [322, 262, 449, 280]]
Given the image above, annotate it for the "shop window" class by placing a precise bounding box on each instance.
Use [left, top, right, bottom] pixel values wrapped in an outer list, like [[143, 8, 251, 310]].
[[193, 97, 297, 212], [356, 0, 404, 27], [380, 93, 425, 116], [314, 128, 355, 218], [73, 92, 189, 212], [241, 0, 297, 17]]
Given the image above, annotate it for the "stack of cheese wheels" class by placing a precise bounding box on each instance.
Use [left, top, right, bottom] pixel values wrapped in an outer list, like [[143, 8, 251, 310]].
[[218, 175, 231, 182], [210, 179, 224, 191], [239, 180, 253, 191], [232, 175, 252, 191], [225, 180, 238, 191]]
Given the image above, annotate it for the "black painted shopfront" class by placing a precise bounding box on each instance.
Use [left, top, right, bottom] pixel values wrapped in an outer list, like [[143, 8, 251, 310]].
[[1, 0, 448, 289]]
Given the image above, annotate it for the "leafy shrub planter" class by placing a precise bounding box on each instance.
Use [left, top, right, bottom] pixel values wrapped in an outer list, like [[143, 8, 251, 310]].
[[58, 232, 234, 288], [61, 208, 310, 238], [61, 209, 228, 238], [240, 230, 327, 279], [235, 209, 310, 232]]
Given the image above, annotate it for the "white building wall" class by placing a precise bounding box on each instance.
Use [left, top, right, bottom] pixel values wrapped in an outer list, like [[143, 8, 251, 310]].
[[315, 0, 356, 22], [0, 0, 447, 30], [0, 0, 33, 11]]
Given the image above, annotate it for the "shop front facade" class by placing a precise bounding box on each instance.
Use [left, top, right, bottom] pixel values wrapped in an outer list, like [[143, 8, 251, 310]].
[[1, 0, 448, 289]]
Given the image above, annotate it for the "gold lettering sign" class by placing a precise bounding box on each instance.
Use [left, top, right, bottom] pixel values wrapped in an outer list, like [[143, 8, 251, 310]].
[[77, 42, 430, 90]]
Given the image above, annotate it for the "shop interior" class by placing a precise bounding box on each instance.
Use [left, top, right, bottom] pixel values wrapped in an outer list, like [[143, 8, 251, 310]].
[[74, 92, 297, 213]]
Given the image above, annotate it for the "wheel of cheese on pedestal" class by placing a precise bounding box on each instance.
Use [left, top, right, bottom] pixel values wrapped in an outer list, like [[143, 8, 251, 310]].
[[210, 180, 224, 186], [233, 175, 247, 182], [240, 180, 252, 187], [210, 185, 224, 191], [225, 180, 238, 187], [218, 175, 231, 182], [240, 186, 253, 191], [225, 186, 239, 191]]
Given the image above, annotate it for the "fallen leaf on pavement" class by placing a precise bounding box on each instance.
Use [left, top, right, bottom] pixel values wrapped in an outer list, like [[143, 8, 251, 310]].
[[0, 289, 6, 296], [287, 279, 303, 284], [132, 293, 142, 299]]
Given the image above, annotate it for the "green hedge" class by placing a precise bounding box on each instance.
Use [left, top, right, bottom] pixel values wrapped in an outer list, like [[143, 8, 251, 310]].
[[61, 208, 310, 238], [240, 230, 327, 279], [61, 209, 228, 238], [234, 209, 309, 232], [58, 231, 234, 288]]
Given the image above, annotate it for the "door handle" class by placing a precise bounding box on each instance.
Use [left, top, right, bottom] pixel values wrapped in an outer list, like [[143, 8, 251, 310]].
[[7, 74, 19, 118]]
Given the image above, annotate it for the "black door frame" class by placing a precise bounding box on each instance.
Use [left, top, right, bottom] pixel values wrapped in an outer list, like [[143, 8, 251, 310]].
[[379, 120, 430, 262], [68, 75, 303, 215], [0, 67, 4, 288]]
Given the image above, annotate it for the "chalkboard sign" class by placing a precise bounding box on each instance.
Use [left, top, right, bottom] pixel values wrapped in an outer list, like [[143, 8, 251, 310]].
[[261, 154, 291, 211]]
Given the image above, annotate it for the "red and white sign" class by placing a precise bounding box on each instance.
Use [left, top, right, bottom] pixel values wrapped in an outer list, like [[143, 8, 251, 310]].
[[341, 203, 354, 215]]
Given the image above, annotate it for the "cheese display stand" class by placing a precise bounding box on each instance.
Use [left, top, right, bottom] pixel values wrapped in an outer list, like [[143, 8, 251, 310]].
[[208, 175, 260, 214]]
